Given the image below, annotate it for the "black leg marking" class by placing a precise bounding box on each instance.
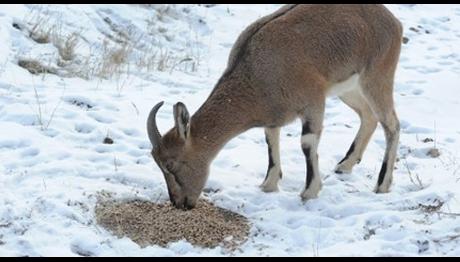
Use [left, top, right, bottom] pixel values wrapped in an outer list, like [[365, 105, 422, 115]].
[[377, 161, 388, 186], [303, 147, 314, 189], [338, 142, 356, 165], [265, 136, 274, 181], [302, 122, 311, 136], [267, 147, 274, 170]]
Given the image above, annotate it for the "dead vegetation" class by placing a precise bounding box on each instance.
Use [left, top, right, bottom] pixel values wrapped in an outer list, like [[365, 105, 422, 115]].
[[95, 39, 133, 79], [95, 198, 250, 249], [427, 148, 441, 158], [55, 32, 80, 62], [402, 158, 425, 190], [103, 135, 114, 145], [18, 5, 203, 81], [418, 198, 444, 213], [18, 59, 56, 75], [23, 6, 81, 61], [26, 7, 53, 44]]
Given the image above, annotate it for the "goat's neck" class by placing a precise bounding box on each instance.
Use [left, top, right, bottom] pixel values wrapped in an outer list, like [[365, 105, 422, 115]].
[[189, 80, 254, 160]]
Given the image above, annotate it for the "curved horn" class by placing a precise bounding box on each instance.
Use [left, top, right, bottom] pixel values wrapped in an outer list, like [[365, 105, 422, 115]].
[[147, 101, 164, 151]]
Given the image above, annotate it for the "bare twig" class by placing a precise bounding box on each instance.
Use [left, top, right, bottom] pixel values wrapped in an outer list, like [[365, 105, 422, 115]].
[[403, 158, 424, 189], [437, 211, 460, 216], [113, 155, 119, 172], [432, 234, 460, 244], [45, 97, 62, 130], [32, 84, 44, 129], [131, 102, 139, 116]]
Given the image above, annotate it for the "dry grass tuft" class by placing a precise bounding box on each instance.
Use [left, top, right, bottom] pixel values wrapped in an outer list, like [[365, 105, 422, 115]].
[[426, 148, 441, 158], [20, 4, 203, 81], [18, 59, 56, 75], [55, 32, 80, 61], [95, 39, 133, 79]]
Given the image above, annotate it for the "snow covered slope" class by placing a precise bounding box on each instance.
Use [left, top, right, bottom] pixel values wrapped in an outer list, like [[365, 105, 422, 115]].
[[0, 4, 460, 256]]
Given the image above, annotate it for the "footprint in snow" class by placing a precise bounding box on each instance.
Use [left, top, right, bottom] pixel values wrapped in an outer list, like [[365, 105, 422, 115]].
[[127, 149, 144, 157], [88, 154, 113, 163], [405, 147, 439, 160], [122, 128, 140, 137], [20, 147, 40, 158], [87, 111, 115, 124], [137, 141, 151, 150], [63, 96, 94, 110], [437, 61, 454, 66], [135, 157, 151, 165], [417, 67, 442, 74], [0, 138, 32, 150], [412, 89, 424, 96], [94, 144, 114, 154], [75, 123, 96, 134], [403, 126, 433, 135]]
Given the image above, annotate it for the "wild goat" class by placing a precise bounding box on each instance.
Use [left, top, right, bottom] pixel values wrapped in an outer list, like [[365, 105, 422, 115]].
[[147, 4, 403, 209]]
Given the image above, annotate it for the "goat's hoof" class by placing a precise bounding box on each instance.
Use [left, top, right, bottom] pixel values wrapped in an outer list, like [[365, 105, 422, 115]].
[[374, 185, 391, 194], [300, 183, 322, 201], [300, 190, 319, 201], [334, 164, 353, 175], [260, 182, 279, 193]]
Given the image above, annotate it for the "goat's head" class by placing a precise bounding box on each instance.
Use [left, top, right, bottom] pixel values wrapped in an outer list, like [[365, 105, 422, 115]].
[[147, 101, 208, 210]]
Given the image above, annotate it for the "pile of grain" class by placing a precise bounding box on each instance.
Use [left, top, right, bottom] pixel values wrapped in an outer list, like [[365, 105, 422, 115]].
[[95, 199, 250, 249]]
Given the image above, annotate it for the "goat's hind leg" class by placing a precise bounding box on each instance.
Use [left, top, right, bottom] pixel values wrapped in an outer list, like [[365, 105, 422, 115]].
[[361, 77, 400, 193], [335, 89, 378, 174]]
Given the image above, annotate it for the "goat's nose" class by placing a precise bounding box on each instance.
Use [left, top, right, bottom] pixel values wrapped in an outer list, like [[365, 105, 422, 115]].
[[171, 199, 184, 209], [184, 203, 195, 210]]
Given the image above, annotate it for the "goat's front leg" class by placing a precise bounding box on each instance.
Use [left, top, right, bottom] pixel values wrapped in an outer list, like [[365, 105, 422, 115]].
[[300, 112, 324, 201], [260, 127, 282, 192]]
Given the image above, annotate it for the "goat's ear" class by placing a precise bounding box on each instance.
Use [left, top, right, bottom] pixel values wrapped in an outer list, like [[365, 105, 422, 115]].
[[173, 102, 190, 140]]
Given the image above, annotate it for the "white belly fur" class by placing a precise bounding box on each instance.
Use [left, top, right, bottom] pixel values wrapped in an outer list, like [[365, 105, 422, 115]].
[[327, 74, 360, 97]]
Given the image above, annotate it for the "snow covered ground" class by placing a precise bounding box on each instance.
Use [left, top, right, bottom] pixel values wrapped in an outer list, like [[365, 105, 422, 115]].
[[1, 4, 460, 257]]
